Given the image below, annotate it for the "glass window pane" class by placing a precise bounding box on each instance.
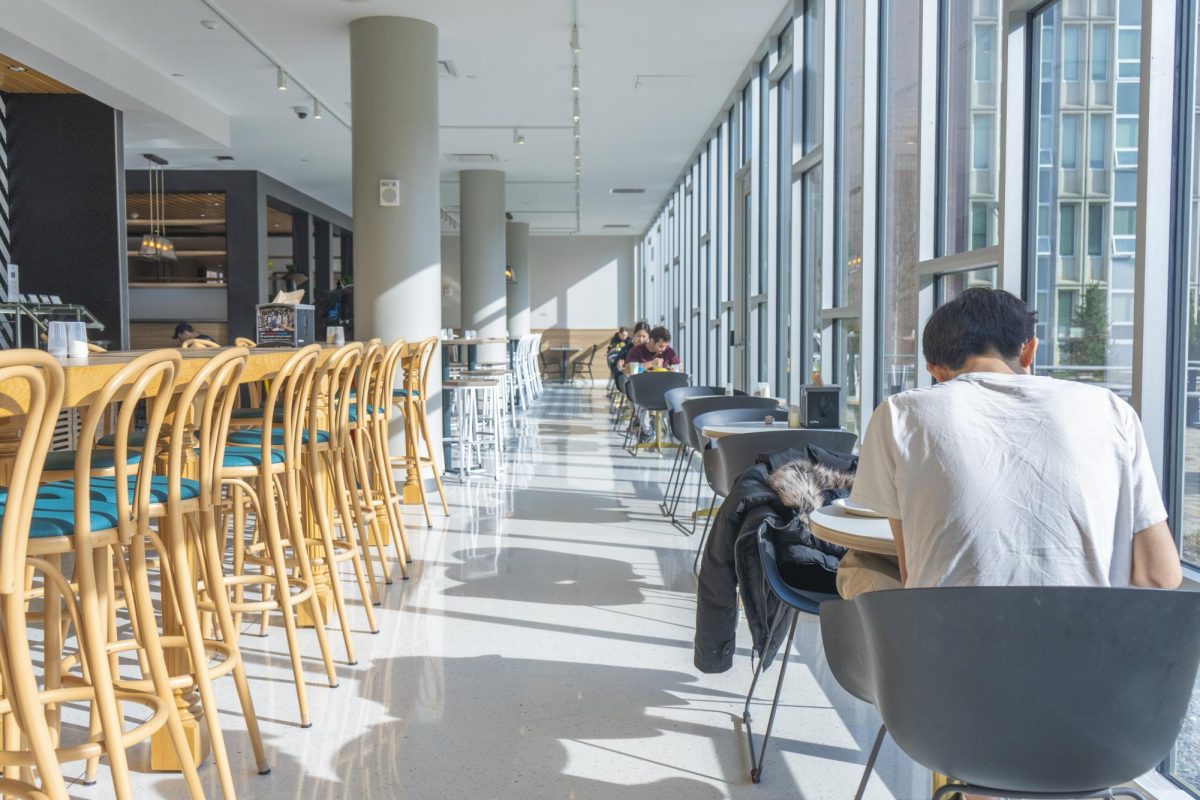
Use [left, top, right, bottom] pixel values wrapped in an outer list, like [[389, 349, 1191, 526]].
[[935, 266, 998, 306], [1029, 0, 1137, 399], [1091, 25, 1111, 81], [1062, 114, 1079, 169], [803, 0, 824, 152], [1177, 1, 1200, 772], [835, 317, 861, 434], [802, 170, 822, 383], [1063, 25, 1083, 81], [1087, 203, 1105, 257], [1089, 115, 1108, 169], [759, 58, 769, 295], [880, 0, 921, 397], [778, 68, 794, 397], [836, 0, 864, 305], [938, 0, 1001, 255]]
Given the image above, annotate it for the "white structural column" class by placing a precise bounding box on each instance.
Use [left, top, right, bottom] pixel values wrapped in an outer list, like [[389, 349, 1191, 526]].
[[350, 16, 442, 453], [505, 220, 531, 338], [459, 169, 508, 364]]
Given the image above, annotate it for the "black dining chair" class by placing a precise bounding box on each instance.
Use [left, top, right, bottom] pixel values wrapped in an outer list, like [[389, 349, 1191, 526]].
[[571, 344, 597, 383], [694, 427, 856, 573], [821, 587, 1200, 800], [674, 396, 782, 531], [625, 371, 690, 455], [660, 386, 726, 518], [539, 350, 563, 382], [742, 529, 839, 784]]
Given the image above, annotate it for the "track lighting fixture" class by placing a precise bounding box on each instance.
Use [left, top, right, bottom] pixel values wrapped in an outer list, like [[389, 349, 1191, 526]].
[[277, 67, 288, 91]]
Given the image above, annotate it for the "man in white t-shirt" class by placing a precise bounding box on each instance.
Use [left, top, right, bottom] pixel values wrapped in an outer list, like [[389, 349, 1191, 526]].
[[851, 288, 1181, 590]]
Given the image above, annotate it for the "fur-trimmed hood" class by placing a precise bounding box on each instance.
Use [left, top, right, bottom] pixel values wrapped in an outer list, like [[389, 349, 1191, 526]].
[[767, 459, 855, 515]]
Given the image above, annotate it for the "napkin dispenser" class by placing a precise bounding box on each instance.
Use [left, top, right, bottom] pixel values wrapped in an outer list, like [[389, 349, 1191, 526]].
[[256, 303, 315, 346], [798, 384, 841, 429]]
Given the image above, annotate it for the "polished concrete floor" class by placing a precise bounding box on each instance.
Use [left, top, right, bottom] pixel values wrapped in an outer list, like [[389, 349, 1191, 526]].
[[101, 385, 927, 799]]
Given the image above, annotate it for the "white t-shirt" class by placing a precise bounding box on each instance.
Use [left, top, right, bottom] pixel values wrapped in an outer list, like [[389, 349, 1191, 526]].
[[850, 372, 1167, 589]]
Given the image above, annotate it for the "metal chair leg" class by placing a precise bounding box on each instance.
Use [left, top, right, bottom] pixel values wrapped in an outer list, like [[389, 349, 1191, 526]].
[[744, 609, 799, 783], [855, 725, 887, 800], [660, 442, 685, 515], [693, 494, 717, 574]]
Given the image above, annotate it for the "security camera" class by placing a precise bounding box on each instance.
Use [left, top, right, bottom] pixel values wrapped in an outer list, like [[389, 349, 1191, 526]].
[[293, 105, 308, 120]]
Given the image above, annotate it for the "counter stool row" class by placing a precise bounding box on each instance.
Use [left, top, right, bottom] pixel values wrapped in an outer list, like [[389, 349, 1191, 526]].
[[0, 336, 447, 799]]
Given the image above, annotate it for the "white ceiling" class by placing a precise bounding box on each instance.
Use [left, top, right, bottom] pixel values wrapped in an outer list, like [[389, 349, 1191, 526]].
[[8, 0, 788, 234]]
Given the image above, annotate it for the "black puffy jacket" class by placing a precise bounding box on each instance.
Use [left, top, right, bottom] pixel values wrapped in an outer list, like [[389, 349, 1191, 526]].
[[693, 448, 852, 674]]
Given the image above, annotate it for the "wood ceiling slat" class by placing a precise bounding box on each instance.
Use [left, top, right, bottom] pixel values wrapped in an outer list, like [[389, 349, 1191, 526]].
[[127, 192, 226, 223], [0, 54, 77, 94]]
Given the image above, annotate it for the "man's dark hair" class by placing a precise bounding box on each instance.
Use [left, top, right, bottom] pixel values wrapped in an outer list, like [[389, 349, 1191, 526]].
[[922, 288, 1036, 370], [633, 321, 650, 333], [649, 326, 671, 344]]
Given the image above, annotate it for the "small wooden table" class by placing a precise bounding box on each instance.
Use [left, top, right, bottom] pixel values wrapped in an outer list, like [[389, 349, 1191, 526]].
[[808, 504, 896, 556], [700, 419, 788, 440], [546, 346, 577, 384]]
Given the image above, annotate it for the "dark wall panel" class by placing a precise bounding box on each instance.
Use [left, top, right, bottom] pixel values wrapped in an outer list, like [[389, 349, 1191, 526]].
[[7, 94, 127, 348]]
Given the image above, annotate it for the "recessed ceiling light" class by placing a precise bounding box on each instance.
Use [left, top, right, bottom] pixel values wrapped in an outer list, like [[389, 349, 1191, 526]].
[[200, 19, 220, 30], [7, 66, 27, 73]]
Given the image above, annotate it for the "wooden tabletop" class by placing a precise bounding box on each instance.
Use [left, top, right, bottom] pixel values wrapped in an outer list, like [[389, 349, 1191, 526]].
[[700, 419, 788, 439], [0, 346, 336, 417], [809, 504, 896, 556]]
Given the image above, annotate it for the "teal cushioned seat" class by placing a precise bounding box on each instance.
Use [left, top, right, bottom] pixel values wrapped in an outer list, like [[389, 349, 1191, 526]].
[[220, 446, 285, 469], [347, 404, 377, 423], [0, 483, 120, 538], [96, 430, 150, 448], [228, 428, 329, 446], [46, 475, 201, 506], [42, 449, 141, 472], [393, 389, 419, 398]]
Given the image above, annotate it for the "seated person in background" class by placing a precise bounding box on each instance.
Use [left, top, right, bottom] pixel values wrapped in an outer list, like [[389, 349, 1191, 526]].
[[615, 324, 650, 373], [608, 326, 631, 351], [172, 321, 217, 346], [851, 287, 1181, 591], [624, 326, 680, 373], [625, 326, 682, 444]]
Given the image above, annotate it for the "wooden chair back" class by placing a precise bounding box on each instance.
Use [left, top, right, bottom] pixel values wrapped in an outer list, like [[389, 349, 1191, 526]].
[[0, 351, 64, 595], [166, 348, 247, 509], [416, 336, 439, 400], [234, 337, 257, 348], [258, 344, 321, 470], [182, 338, 220, 349], [378, 338, 408, 421], [309, 342, 362, 456], [74, 350, 179, 544]]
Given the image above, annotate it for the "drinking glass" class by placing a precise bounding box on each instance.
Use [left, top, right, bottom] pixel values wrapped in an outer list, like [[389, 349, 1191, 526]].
[[46, 322, 68, 357]]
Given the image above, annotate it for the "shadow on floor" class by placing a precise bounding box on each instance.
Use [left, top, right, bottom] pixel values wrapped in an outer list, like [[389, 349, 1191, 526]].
[[444, 547, 648, 606], [507, 487, 632, 524], [149, 654, 742, 799]]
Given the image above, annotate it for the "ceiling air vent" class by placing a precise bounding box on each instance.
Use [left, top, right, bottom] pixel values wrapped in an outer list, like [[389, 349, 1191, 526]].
[[214, 155, 235, 162], [438, 60, 459, 79], [610, 188, 646, 195], [603, 224, 632, 230], [445, 153, 499, 163]]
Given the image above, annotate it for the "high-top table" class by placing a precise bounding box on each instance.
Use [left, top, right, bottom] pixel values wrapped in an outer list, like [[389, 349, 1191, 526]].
[[808, 503, 896, 555], [440, 337, 508, 472], [0, 344, 339, 772]]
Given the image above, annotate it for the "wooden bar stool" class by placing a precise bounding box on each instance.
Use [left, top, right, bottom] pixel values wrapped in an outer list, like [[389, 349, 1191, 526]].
[[0, 351, 70, 799], [12, 350, 205, 799], [362, 338, 413, 567], [349, 342, 407, 580], [391, 336, 449, 523], [219, 344, 339, 728], [303, 341, 380, 662]]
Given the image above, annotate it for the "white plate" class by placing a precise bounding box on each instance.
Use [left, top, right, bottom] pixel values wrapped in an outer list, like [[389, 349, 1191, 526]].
[[832, 497, 888, 519]]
